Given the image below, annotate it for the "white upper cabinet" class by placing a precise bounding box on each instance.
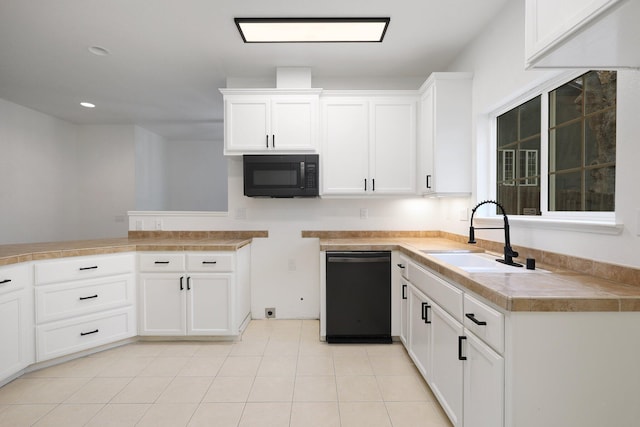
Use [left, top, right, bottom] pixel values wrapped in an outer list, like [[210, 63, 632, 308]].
[[418, 73, 472, 196], [525, 0, 640, 68], [321, 92, 417, 196], [220, 89, 321, 155]]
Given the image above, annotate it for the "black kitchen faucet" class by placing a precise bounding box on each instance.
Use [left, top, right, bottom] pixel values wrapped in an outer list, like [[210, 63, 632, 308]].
[[468, 200, 522, 267]]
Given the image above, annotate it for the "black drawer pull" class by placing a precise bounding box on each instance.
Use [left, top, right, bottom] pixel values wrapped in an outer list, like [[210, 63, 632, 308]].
[[0, 279, 11, 285], [180, 276, 184, 291], [465, 313, 487, 326], [422, 302, 431, 324], [401, 284, 407, 300], [202, 261, 217, 265], [79, 294, 98, 301], [79, 266, 98, 271], [396, 263, 405, 269], [80, 329, 99, 336], [458, 336, 467, 360], [154, 261, 170, 264], [187, 276, 191, 290]]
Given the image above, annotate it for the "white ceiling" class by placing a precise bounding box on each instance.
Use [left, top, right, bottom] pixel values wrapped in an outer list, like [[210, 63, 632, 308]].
[[0, 0, 508, 140]]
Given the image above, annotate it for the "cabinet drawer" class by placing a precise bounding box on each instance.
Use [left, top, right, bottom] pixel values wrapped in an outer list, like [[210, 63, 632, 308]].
[[0, 263, 29, 295], [409, 262, 463, 322], [463, 293, 504, 354], [186, 253, 234, 272], [138, 253, 185, 272], [35, 275, 134, 323], [36, 307, 135, 362], [35, 254, 134, 285], [397, 255, 410, 280]]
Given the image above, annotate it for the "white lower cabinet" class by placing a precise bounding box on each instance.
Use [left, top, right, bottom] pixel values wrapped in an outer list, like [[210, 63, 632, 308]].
[[34, 253, 136, 362], [403, 258, 503, 427], [430, 301, 464, 427], [407, 283, 432, 381], [138, 247, 250, 337], [396, 256, 409, 346], [462, 330, 504, 427], [0, 263, 34, 383]]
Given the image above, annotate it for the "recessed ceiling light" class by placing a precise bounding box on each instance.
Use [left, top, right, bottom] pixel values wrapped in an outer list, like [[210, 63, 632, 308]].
[[234, 18, 390, 43], [80, 102, 96, 108], [88, 46, 110, 56]]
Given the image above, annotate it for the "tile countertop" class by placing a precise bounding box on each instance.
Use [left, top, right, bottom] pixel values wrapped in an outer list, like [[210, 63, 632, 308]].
[[0, 231, 268, 267], [318, 236, 640, 313]]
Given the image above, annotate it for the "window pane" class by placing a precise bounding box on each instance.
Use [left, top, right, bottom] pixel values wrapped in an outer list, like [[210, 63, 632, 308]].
[[550, 122, 582, 171], [585, 112, 616, 166], [497, 183, 517, 214], [497, 108, 518, 147], [551, 171, 582, 211], [550, 77, 582, 126], [584, 71, 617, 115], [518, 138, 540, 181], [585, 166, 615, 211], [517, 181, 540, 215], [520, 97, 541, 139]]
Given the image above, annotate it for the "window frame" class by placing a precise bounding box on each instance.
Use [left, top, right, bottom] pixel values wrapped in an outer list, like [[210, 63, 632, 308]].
[[487, 69, 616, 224]]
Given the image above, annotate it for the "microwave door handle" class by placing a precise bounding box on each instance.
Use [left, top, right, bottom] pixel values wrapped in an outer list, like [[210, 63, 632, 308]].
[[300, 161, 305, 189]]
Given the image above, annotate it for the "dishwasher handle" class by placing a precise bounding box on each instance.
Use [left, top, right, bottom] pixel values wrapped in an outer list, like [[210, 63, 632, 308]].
[[327, 256, 390, 263]]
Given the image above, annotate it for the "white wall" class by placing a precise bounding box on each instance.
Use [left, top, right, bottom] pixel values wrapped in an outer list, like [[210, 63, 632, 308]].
[[165, 140, 227, 211], [75, 125, 136, 239], [442, 0, 640, 268], [135, 126, 166, 211], [0, 98, 79, 244]]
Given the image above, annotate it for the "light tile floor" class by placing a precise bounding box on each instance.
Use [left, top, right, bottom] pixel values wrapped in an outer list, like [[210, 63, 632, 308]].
[[0, 320, 453, 426]]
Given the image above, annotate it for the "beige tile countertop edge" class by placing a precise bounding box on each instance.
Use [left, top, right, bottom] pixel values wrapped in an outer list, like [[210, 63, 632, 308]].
[[0, 234, 266, 266], [318, 236, 640, 313]]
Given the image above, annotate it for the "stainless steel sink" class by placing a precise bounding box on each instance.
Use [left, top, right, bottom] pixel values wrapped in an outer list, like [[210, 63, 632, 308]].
[[424, 252, 548, 273]]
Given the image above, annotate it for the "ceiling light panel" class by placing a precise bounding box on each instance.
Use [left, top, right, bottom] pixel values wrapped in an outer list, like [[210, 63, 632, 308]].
[[235, 18, 390, 43]]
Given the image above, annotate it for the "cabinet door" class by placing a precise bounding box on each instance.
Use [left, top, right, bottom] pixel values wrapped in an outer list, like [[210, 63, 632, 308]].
[[224, 97, 270, 152], [139, 274, 186, 335], [418, 85, 435, 194], [430, 302, 464, 427], [271, 97, 317, 151], [463, 331, 504, 427], [0, 289, 32, 380], [408, 284, 432, 381], [399, 278, 409, 346], [186, 274, 232, 335], [321, 99, 370, 194], [371, 100, 416, 194]]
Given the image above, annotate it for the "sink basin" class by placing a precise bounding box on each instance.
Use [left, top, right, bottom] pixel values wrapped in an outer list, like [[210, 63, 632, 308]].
[[425, 252, 548, 273]]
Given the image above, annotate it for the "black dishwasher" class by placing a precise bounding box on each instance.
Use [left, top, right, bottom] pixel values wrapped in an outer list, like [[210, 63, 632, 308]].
[[326, 251, 391, 344]]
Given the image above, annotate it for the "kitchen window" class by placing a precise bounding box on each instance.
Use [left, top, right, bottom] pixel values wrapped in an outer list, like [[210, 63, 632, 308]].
[[495, 70, 616, 218]]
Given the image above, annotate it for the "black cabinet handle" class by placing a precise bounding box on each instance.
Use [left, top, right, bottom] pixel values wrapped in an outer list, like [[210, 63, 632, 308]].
[[0, 279, 11, 285], [79, 266, 98, 271], [396, 263, 405, 269], [79, 294, 98, 301], [458, 336, 467, 360], [266, 135, 269, 148], [422, 302, 431, 324], [426, 174, 432, 189], [202, 261, 217, 265], [372, 178, 375, 192], [272, 134, 275, 148], [154, 261, 170, 264], [364, 179, 367, 191], [187, 276, 191, 290], [180, 276, 184, 290], [402, 284, 407, 300], [80, 329, 99, 336], [465, 313, 487, 326]]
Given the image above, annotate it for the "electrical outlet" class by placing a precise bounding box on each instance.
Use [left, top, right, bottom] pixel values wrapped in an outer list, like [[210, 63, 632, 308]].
[[360, 208, 368, 219], [135, 220, 143, 230], [236, 207, 247, 220], [459, 208, 469, 221], [265, 307, 276, 318], [155, 219, 162, 230], [288, 259, 297, 271]]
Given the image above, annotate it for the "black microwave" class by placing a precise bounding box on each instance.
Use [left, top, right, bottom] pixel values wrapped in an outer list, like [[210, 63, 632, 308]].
[[243, 154, 319, 197]]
